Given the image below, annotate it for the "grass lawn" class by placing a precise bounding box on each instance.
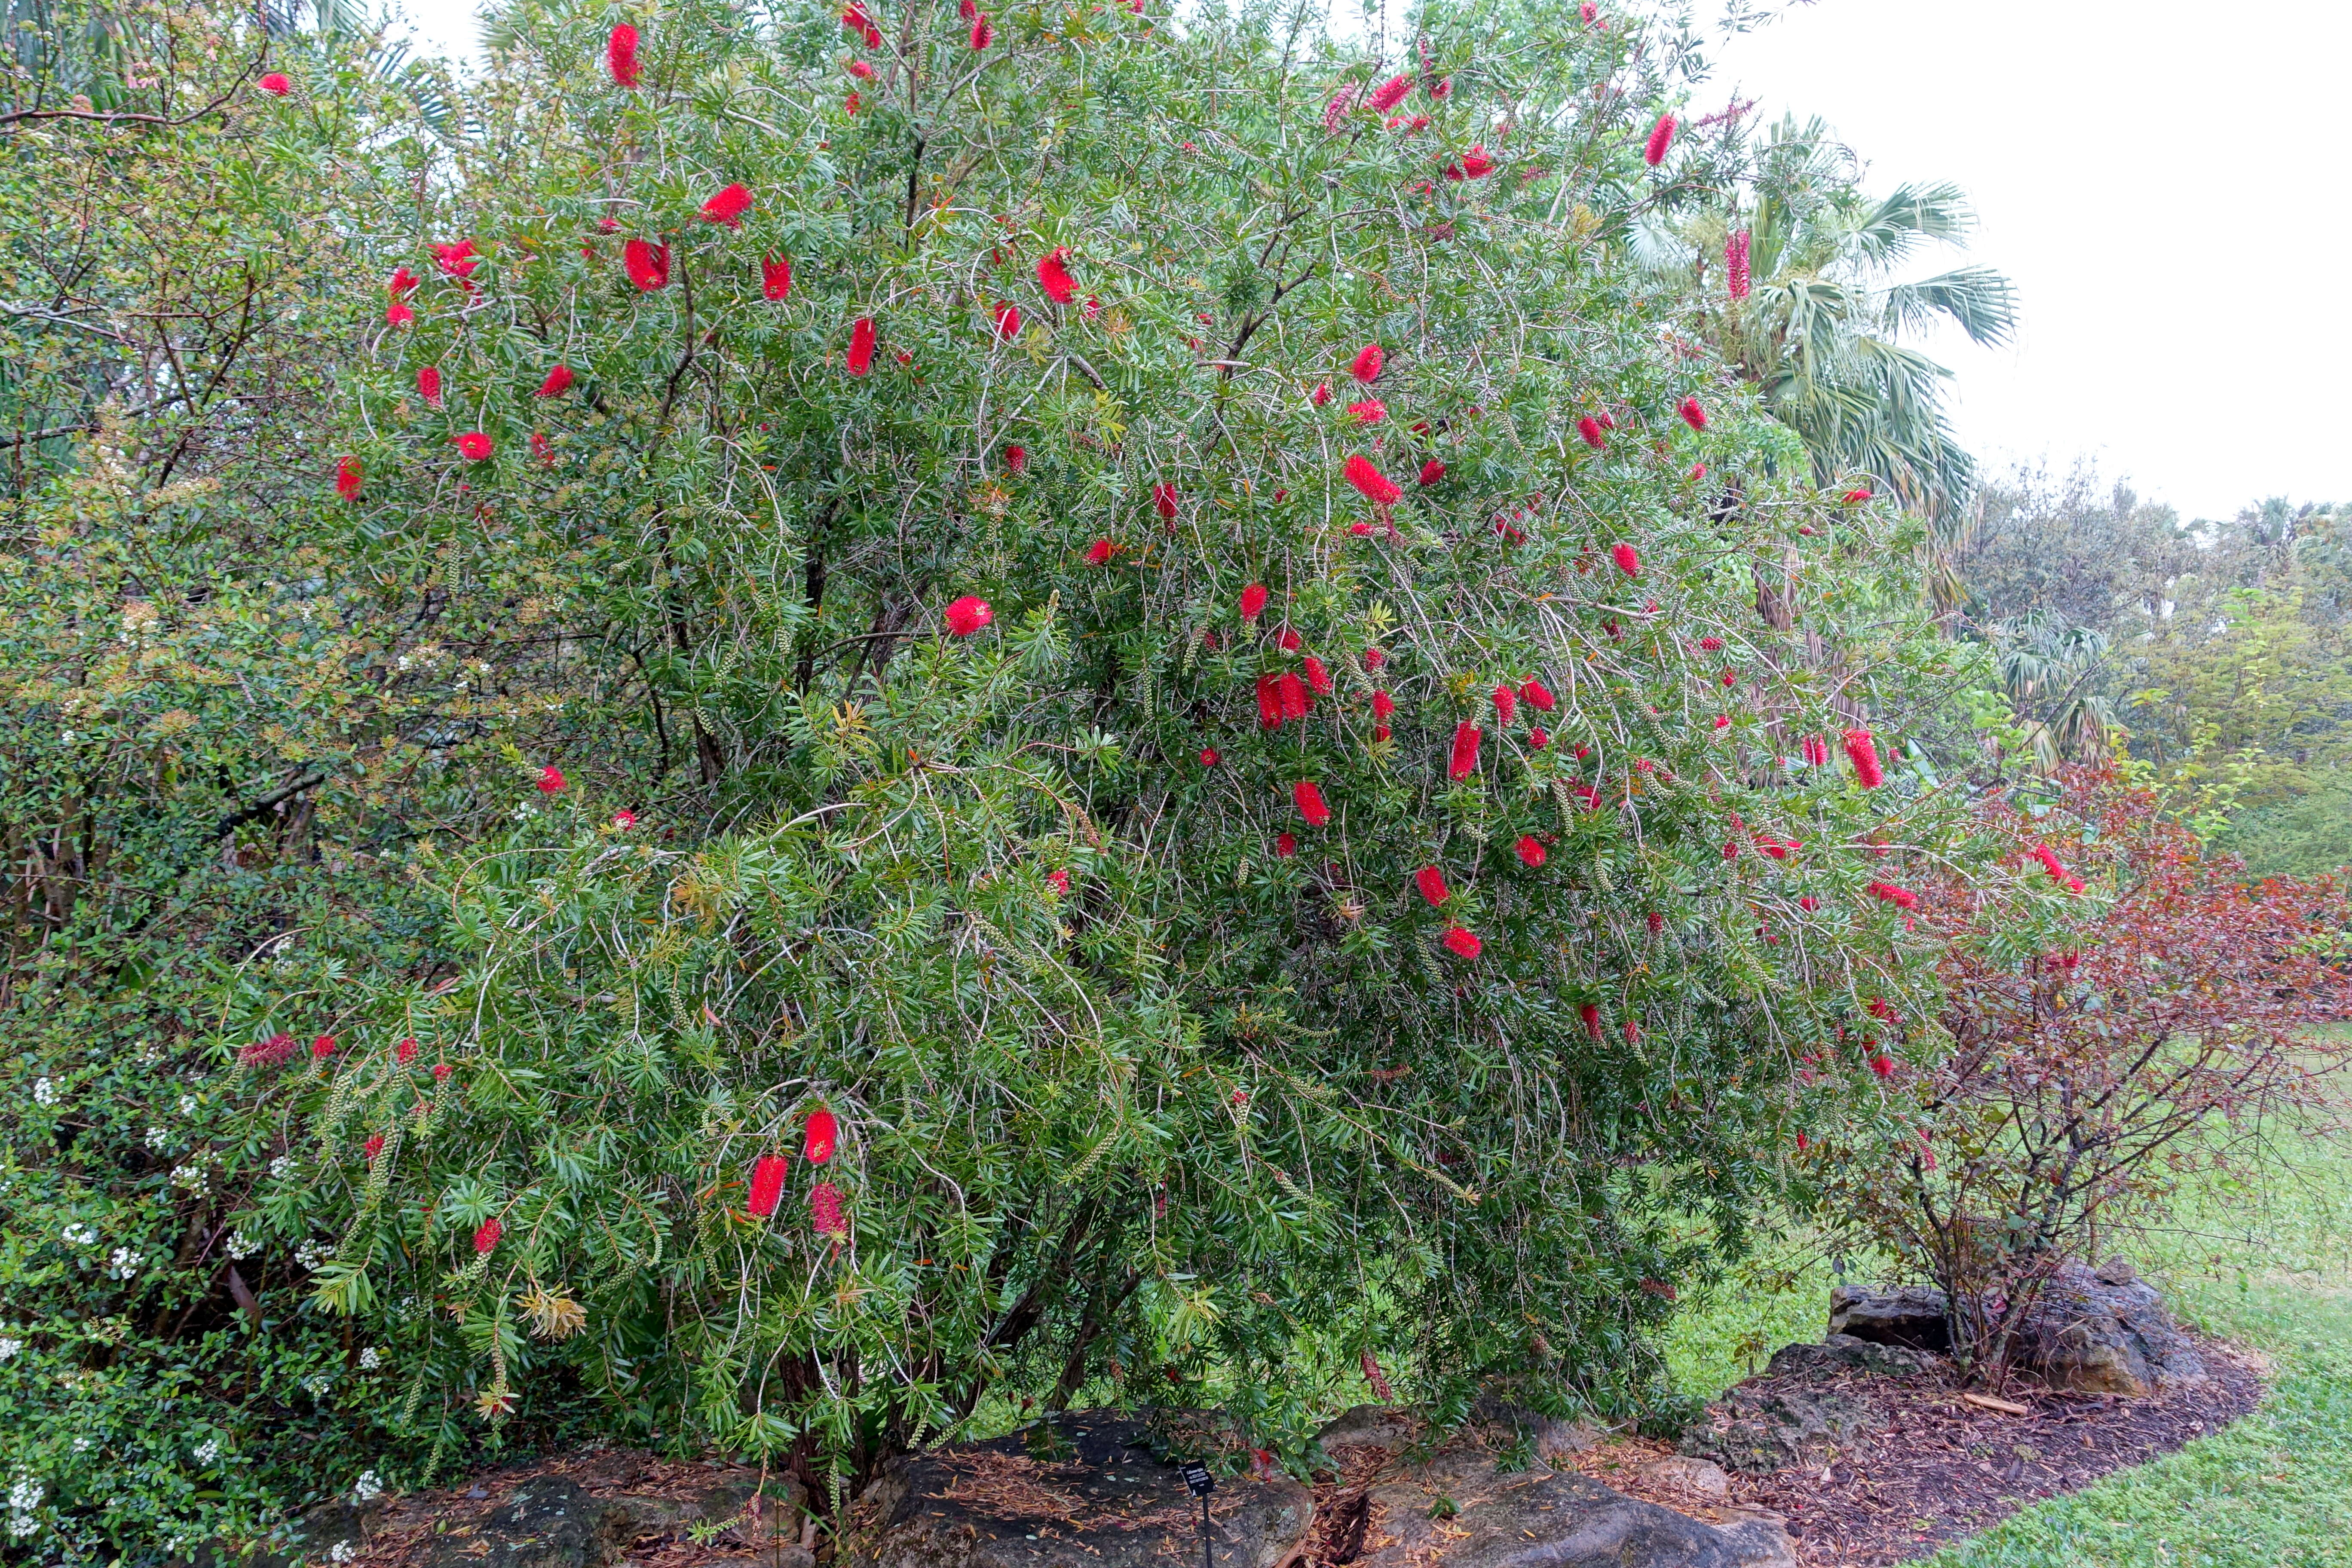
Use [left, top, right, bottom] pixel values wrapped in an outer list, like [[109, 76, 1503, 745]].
[[1662, 1122, 2352, 1567]]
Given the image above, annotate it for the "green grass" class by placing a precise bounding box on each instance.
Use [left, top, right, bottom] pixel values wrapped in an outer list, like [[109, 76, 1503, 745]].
[[1663, 1123, 2352, 1567]]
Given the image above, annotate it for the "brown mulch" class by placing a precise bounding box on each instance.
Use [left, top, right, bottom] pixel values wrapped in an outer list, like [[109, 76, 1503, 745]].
[[353, 1446, 797, 1567], [1568, 1332, 2266, 1566]]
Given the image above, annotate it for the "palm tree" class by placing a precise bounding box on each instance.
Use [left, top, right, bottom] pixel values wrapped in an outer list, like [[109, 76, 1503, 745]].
[[1993, 611, 2119, 769]]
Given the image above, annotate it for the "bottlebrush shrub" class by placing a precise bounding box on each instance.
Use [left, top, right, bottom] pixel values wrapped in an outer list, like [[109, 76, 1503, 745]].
[[1829, 769, 2352, 1381], [297, 0, 1978, 1503]]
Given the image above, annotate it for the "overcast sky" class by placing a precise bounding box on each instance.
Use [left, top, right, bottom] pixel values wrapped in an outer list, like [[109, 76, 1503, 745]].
[[392, 0, 2348, 524]]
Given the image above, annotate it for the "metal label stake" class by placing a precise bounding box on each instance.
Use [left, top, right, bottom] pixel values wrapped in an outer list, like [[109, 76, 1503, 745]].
[[1180, 1462, 1216, 1568]]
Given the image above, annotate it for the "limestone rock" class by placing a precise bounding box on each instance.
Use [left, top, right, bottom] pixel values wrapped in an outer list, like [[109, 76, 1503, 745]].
[[1676, 1383, 1869, 1475], [1825, 1285, 1952, 1354], [2012, 1260, 2205, 1396], [1766, 1333, 1942, 1380], [1636, 1456, 1731, 1504], [842, 1414, 1312, 1568], [410, 1479, 636, 1568]]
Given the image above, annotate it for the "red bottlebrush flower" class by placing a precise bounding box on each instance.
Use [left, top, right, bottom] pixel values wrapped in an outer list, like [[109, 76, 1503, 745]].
[[259, 71, 292, 95], [389, 265, 420, 298], [1350, 522, 1374, 536], [2034, 843, 2069, 883], [1048, 870, 1069, 903], [1611, 542, 1640, 577], [1256, 674, 1282, 730], [1869, 1054, 1895, 1079], [454, 432, 493, 461], [1350, 343, 1385, 383], [700, 182, 753, 227], [1842, 487, 1874, 505], [1442, 926, 1482, 959], [1304, 655, 1334, 695], [1364, 647, 1387, 670], [1373, 724, 1391, 743], [334, 456, 363, 501], [1720, 668, 1738, 689], [747, 1154, 789, 1218], [1579, 1, 1596, 21], [1723, 839, 1739, 860], [1646, 911, 1665, 932], [1623, 1020, 1641, 1044], [944, 595, 993, 636], [1446, 144, 1494, 179], [1005, 445, 1026, 473], [1842, 727, 1884, 787], [530, 430, 554, 466], [241, 1031, 296, 1065], [959, 0, 974, 15], [2066, 876, 2084, 894], [1418, 459, 1445, 487], [1276, 627, 1303, 652], [847, 316, 876, 376], [970, 13, 992, 47], [1198, 747, 1220, 767], [623, 238, 670, 291], [803, 1106, 839, 1164], [1239, 582, 1269, 622], [1348, 399, 1386, 425], [536, 764, 565, 794], [810, 1182, 848, 1237], [472, 1214, 502, 1253], [1277, 673, 1311, 721], [432, 1061, 453, 1083], [845, 90, 860, 114], [1449, 720, 1482, 780], [1798, 895, 1819, 911], [1037, 248, 1077, 304], [613, 808, 637, 829], [1429, 75, 1450, 99], [1528, 726, 1549, 748], [1520, 680, 1556, 712], [1595, 410, 1617, 431], [417, 365, 443, 407], [1712, 715, 1730, 731], [1369, 74, 1412, 112], [1293, 780, 1331, 826], [1690, 462, 1707, 481], [396, 1037, 419, 1065], [536, 364, 574, 398], [848, 57, 875, 78], [607, 23, 641, 86], [1867, 880, 1918, 910], [1698, 635, 1724, 652], [1155, 482, 1180, 523], [1799, 733, 1827, 767], [1577, 416, 1606, 450], [1642, 112, 1676, 166], [309, 1035, 337, 1062], [1678, 395, 1706, 431], [430, 240, 479, 282], [992, 300, 1021, 339], [386, 300, 414, 326], [1323, 85, 1359, 132], [1344, 454, 1402, 506], [1275, 832, 1298, 858], [1725, 229, 1752, 301], [1415, 865, 1449, 906], [763, 254, 793, 300], [1515, 835, 1547, 868], [1867, 998, 1896, 1021], [1085, 538, 1115, 566], [1580, 1002, 1602, 1039], [1371, 690, 1396, 720], [1311, 381, 1332, 407], [1492, 685, 1516, 725], [1361, 1350, 1395, 1402]]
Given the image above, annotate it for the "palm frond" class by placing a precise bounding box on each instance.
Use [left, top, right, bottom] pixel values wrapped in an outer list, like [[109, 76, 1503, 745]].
[[1883, 266, 2018, 348]]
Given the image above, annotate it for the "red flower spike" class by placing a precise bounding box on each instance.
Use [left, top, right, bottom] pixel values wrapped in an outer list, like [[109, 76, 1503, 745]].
[[1430, 77, 1450, 99], [1415, 865, 1449, 906], [334, 456, 363, 501], [1373, 724, 1391, 743], [430, 240, 479, 282], [1277, 673, 1311, 722], [417, 365, 443, 407], [613, 809, 637, 829], [1418, 459, 1446, 487], [1371, 690, 1396, 720], [2034, 844, 2069, 883], [1362, 1351, 1395, 1402], [1348, 399, 1386, 425], [311, 1034, 337, 1060], [1293, 780, 1331, 827], [1798, 895, 1819, 911], [844, 89, 860, 114], [1155, 482, 1179, 523], [1005, 445, 1026, 473], [1642, 112, 1676, 166], [386, 300, 414, 326], [991, 300, 1022, 340], [432, 1062, 452, 1083], [1350, 521, 1373, 536], [1275, 832, 1297, 858], [1867, 880, 1918, 910], [747, 1154, 790, 1217], [259, 71, 291, 95], [944, 596, 993, 636], [1678, 395, 1706, 431], [607, 23, 641, 86], [1304, 656, 1333, 695], [1842, 728, 1885, 788], [700, 183, 753, 226], [1611, 542, 1640, 577], [763, 255, 793, 299], [1086, 538, 1115, 566], [848, 57, 875, 78], [1349, 343, 1385, 383], [1725, 230, 1752, 301], [847, 316, 876, 376], [1581, 1002, 1602, 1040], [474, 1216, 502, 1253], [1239, 582, 1269, 622], [1690, 462, 1707, 481], [1528, 727, 1549, 748], [1344, 455, 1401, 506], [1256, 675, 1283, 730], [454, 432, 493, 461], [804, 1106, 839, 1164], [1198, 747, 1220, 767], [1647, 912, 1665, 932], [810, 1182, 847, 1237], [1870, 1055, 1895, 1079], [530, 431, 554, 466], [623, 238, 670, 291], [1516, 835, 1547, 868], [1842, 488, 1874, 505], [1623, 1020, 1641, 1044], [1520, 680, 1556, 712], [1492, 685, 1516, 725], [536, 364, 574, 398], [970, 13, 992, 47], [1276, 627, 1303, 652], [1369, 74, 1412, 112], [396, 1037, 419, 1065], [536, 765, 565, 794], [1037, 248, 1077, 304], [1442, 926, 1482, 959], [1363, 647, 1386, 670], [1311, 382, 1331, 407], [1577, 416, 1606, 450], [1448, 720, 1482, 781]]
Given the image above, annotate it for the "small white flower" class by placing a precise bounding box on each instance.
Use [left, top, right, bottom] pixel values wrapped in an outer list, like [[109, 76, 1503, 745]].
[[169, 1164, 208, 1197], [302, 1371, 333, 1397], [0, 1338, 21, 1363], [31, 1079, 57, 1107], [7, 1476, 42, 1512], [61, 1224, 98, 1247], [193, 1438, 220, 1464], [295, 1240, 326, 1271], [328, 1541, 356, 1563], [350, 1470, 383, 1504], [358, 1347, 382, 1370], [226, 1229, 258, 1261], [145, 1126, 172, 1152], [178, 1094, 199, 1116], [106, 1247, 143, 1280], [270, 1155, 296, 1180], [6, 1513, 36, 1540], [396, 654, 412, 671], [58, 730, 77, 745], [70, 1437, 90, 1452]]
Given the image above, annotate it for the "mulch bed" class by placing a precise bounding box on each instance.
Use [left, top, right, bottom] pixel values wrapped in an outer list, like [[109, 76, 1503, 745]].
[[1568, 1331, 2266, 1566]]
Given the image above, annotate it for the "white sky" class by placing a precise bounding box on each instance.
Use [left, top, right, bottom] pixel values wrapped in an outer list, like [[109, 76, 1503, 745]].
[[392, 0, 2349, 524]]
